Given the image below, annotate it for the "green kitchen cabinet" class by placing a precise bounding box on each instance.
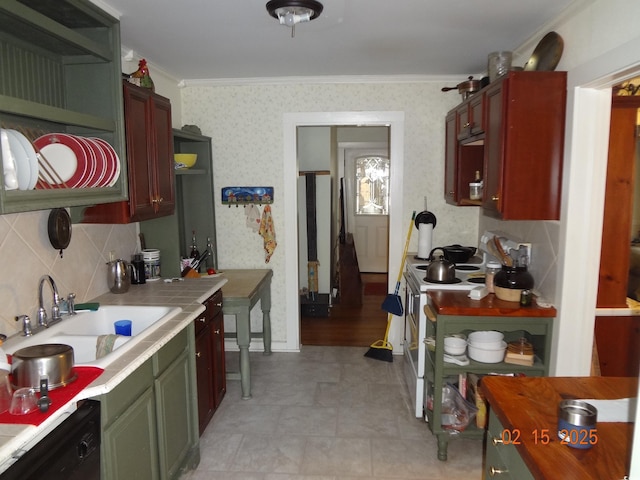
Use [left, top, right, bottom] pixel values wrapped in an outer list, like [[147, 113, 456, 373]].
[[155, 349, 194, 478], [140, 129, 218, 277], [485, 409, 534, 479], [0, 0, 128, 214], [103, 385, 159, 480], [423, 303, 553, 461], [95, 326, 199, 480]]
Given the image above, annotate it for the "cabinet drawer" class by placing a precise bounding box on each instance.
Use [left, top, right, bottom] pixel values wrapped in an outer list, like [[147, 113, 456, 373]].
[[153, 328, 188, 375], [194, 311, 209, 335], [205, 290, 223, 319]]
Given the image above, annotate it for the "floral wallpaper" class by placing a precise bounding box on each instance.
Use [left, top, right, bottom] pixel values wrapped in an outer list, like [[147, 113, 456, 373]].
[[0, 81, 561, 347], [181, 82, 485, 346]]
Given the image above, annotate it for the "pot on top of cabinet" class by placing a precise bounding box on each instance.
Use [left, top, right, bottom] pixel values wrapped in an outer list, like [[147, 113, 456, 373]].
[[441, 76, 482, 100]]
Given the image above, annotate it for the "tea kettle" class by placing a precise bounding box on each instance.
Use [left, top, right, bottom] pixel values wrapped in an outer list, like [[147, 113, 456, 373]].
[[426, 248, 457, 283], [107, 259, 131, 294]]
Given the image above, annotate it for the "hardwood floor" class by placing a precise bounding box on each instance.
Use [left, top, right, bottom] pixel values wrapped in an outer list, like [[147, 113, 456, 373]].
[[301, 273, 390, 347]]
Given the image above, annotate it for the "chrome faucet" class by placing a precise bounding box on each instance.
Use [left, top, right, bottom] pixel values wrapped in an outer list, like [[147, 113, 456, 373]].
[[37, 275, 61, 328], [15, 315, 33, 336]]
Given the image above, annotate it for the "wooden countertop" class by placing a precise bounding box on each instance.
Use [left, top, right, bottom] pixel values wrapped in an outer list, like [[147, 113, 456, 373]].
[[482, 376, 637, 480], [428, 290, 556, 317], [219, 269, 272, 300]]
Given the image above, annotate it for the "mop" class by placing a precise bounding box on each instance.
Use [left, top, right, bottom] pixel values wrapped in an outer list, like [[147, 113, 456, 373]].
[[365, 211, 416, 362]]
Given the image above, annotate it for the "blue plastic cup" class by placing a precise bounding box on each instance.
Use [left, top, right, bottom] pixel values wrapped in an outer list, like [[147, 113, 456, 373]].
[[114, 320, 132, 336]]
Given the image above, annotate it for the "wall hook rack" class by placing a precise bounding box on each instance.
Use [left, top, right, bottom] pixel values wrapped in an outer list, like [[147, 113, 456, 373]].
[[222, 186, 274, 207]]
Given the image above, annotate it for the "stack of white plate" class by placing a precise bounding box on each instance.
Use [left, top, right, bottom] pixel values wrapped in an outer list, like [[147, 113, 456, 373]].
[[1, 130, 121, 190], [1, 129, 38, 190], [34, 133, 121, 188]]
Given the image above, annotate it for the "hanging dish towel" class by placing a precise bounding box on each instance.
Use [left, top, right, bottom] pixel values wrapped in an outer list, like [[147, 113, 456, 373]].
[[245, 204, 262, 232], [259, 205, 277, 263]]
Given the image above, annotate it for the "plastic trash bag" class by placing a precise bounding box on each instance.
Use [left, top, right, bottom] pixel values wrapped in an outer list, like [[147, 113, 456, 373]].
[[441, 383, 478, 432]]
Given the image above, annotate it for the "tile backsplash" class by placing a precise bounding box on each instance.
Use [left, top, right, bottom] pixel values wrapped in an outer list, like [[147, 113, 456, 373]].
[[0, 210, 137, 337]]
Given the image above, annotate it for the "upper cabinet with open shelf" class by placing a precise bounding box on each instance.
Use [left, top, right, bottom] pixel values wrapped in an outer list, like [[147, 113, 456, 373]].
[[445, 71, 566, 220], [0, 0, 127, 214]]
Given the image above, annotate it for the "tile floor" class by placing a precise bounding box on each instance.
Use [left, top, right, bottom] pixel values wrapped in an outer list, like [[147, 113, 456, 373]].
[[182, 346, 484, 479]]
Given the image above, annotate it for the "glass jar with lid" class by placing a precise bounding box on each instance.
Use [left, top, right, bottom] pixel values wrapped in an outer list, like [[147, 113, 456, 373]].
[[484, 261, 502, 294]]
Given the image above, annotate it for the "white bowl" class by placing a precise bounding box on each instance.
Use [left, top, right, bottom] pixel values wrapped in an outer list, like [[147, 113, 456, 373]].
[[444, 336, 467, 356], [468, 341, 507, 363], [468, 330, 504, 347]]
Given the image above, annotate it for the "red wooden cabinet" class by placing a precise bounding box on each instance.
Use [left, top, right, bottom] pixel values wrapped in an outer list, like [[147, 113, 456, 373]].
[[81, 81, 175, 223], [195, 289, 226, 435], [482, 71, 566, 220], [445, 71, 566, 219], [457, 92, 485, 140], [444, 108, 484, 206]]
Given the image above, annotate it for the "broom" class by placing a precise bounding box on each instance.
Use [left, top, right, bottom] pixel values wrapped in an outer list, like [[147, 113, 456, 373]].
[[365, 211, 416, 362], [364, 312, 395, 362], [381, 211, 416, 316]]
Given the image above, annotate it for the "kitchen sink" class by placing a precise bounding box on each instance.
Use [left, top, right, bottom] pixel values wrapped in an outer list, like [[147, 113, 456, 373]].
[[3, 305, 182, 368]]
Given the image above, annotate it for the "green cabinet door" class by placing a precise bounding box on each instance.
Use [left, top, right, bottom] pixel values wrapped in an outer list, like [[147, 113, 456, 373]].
[[155, 349, 193, 480], [485, 409, 534, 479], [97, 326, 199, 479], [103, 386, 159, 480]]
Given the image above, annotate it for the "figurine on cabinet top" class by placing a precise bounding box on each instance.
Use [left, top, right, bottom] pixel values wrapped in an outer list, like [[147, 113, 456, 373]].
[[125, 59, 155, 92]]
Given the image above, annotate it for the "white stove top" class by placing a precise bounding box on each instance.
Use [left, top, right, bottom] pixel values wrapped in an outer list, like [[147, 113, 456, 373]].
[[405, 253, 486, 292]]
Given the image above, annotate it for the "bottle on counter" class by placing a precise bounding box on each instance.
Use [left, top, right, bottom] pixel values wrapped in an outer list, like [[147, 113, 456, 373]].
[[189, 231, 200, 271], [205, 236, 215, 269], [484, 261, 502, 294]]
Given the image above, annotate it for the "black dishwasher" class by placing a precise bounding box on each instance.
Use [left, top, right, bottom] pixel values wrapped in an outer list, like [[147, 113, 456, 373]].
[[0, 399, 100, 480]]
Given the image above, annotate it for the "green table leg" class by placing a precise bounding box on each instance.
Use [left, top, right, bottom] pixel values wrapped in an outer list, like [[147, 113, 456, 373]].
[[235, 309, 252, 399], [437, 434, 448, 461], [261, 286, 272, 355]]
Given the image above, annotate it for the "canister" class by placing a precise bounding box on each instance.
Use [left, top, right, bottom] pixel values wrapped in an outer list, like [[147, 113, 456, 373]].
[[469, 180, 483, 200], [488, 51, 512, 82], [484, 261, 501, 294], [131, 254, 146, 284], [142, 249, 161, 281], [558, 399, 597, 449]]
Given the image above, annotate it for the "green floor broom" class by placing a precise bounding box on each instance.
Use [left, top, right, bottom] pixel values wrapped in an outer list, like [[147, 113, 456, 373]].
[[365, 211, 415, 362]]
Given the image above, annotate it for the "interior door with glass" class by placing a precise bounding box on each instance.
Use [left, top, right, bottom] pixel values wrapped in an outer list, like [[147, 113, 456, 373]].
[[344, 148, 390, 273]]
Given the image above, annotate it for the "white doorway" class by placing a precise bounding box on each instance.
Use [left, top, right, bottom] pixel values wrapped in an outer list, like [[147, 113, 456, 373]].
[[282, 112, 405, 352], [344, 147, 390, 273]]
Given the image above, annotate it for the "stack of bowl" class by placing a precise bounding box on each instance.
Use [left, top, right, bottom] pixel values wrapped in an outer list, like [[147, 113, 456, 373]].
[[443, 335, 467, 356], [467, 331, 506, 363]]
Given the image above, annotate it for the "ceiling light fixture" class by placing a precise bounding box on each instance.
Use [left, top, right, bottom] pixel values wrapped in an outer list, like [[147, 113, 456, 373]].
[[266, 0, 323, 38]]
